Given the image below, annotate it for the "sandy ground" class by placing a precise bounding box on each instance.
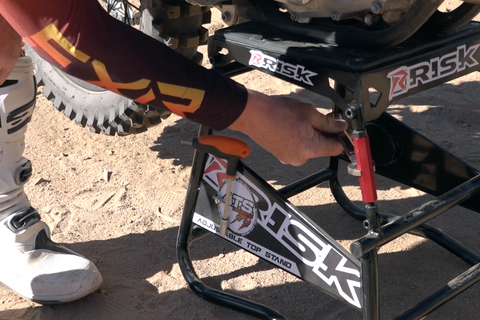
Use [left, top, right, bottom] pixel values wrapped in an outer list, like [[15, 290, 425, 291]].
[[2, 5, 480, 320]]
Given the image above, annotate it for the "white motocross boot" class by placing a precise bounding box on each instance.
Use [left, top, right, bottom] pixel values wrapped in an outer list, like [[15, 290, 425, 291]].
[[0, 56, 103, 304]]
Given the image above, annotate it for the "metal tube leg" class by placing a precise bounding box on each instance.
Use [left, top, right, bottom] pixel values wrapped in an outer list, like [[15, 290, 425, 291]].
[[394, 262, 480, 320], [362, 250, 380, 320], [177, 125, 212, 291], [176, 126, 287, 320]]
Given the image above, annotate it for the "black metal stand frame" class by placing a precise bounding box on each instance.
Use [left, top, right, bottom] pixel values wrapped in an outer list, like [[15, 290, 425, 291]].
[[176, 22, 480, 319]]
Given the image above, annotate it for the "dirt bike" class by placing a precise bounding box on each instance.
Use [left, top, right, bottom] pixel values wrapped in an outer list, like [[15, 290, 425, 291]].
[[25, 0, 480, 136]]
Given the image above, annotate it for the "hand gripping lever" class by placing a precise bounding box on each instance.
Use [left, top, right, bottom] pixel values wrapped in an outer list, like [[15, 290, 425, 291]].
[[182, 136, 250, 236]]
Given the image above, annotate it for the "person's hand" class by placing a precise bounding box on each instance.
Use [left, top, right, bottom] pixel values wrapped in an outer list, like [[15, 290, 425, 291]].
[[229, 90, 348, 166]]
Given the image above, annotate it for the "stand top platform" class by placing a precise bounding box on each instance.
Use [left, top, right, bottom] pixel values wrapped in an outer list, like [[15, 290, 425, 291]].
[[211, 21, 480, 72]]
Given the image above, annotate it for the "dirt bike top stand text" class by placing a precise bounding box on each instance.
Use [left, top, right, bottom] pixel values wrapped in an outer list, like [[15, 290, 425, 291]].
[[177, 21, 480, 320]]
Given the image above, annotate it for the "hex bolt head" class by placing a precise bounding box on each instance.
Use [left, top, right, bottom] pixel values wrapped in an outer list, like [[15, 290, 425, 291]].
[[364, 13, 374, 26], [345, 106, 358, 119], [363, 220, 371, 230], [331, 11, 341, 21], [213, 194, 224, 205], [371, 1, 384, 15]]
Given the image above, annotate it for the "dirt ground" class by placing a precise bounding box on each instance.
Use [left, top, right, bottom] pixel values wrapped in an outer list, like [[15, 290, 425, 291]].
[[2, 5, 480, 320]]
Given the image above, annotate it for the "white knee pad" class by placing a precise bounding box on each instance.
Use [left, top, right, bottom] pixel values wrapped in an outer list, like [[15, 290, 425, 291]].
[[0, 56, 36, 220]]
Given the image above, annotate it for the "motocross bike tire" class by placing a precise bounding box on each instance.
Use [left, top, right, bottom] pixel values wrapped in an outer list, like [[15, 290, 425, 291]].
[[424, 2, 480, 32], [27, 0, 211, 136]]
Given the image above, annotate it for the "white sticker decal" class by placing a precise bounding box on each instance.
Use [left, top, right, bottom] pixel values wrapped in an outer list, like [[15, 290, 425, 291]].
[[388, 44, 480, 100], [249, 50, 318, 86]]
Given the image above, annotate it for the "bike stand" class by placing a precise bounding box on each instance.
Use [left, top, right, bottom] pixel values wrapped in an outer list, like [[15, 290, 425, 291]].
[[176, 21, 480, 319]]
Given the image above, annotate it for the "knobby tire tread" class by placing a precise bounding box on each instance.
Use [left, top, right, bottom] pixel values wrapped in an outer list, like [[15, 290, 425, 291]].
[[28, 0, 211, 136]]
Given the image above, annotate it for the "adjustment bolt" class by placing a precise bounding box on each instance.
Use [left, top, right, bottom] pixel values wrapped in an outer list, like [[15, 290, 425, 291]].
[[213, 194, 223, 205], [345, 105, 358, 119], [363, 220, 371, 230]]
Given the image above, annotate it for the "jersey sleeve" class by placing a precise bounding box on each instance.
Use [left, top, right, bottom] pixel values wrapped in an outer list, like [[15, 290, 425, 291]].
[[0, 0, 248, 131]]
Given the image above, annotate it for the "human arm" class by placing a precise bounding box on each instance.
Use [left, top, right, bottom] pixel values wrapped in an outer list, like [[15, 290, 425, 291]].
[[0, 0, 246, 130], [0, 0, 346, 165]]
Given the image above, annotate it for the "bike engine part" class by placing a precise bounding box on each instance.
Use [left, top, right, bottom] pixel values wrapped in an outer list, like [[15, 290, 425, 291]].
[[185, 0, 223, 6], [273, 0, 413, 24]]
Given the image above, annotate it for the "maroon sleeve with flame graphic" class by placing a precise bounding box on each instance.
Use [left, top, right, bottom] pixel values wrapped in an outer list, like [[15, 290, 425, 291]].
[[0, 0, 247, 131]]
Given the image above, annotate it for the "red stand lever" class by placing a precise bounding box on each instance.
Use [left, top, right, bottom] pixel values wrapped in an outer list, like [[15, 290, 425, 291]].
[[353, 135, 377, 203]]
